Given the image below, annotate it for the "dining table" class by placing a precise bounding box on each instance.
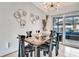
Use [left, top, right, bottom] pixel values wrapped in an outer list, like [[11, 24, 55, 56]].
[[24, 34, 50, 57], [17, 31, 52, 57]]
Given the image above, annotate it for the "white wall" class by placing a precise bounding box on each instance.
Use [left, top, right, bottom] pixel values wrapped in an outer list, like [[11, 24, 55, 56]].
[[0, 2, 44, 56]]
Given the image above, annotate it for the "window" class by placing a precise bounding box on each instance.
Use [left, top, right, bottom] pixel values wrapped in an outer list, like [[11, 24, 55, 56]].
[[53, 17, 63, 33], [65, 15, 79, 32]]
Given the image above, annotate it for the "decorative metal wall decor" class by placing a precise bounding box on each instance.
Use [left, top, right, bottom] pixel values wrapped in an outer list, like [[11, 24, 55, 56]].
[[30, 13, 35, 24], [31, 18, 36, 24], [35, 15, 39, 20], [20, 19, 26, 27], [30, 13, 40, 24], [14, 11, 21, 19], [30, 13, 34, 18], [14, 9, 27, 19], [42, 15, 49, 31], [14, 9, 27, 27]]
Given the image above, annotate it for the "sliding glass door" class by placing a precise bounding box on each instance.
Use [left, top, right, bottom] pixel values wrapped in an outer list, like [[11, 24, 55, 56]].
[[53, 17, 63, 42]]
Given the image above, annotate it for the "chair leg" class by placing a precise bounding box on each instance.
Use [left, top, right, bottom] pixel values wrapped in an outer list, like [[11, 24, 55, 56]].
[[30, 51, 33, 57], [26, 53, 29, 57], [43, 51, 46, 56], [18, 40, 21, 57], [55, 42, 59, 56], [37, 47, 40, 57], [49, 39, 52, 57], [20, 41, 25, 57], [18, 40, 25, 57]]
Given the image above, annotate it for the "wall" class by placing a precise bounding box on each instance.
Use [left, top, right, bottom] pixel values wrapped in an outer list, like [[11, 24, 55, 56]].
[[0, 2, 44, 56]]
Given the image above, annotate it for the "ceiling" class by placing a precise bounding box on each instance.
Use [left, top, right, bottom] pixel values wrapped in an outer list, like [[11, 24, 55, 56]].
[[32, 2, 77, 12]]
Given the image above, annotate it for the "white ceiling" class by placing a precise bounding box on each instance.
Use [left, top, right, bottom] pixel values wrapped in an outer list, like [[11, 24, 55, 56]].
[[32, 2, 77, 12]]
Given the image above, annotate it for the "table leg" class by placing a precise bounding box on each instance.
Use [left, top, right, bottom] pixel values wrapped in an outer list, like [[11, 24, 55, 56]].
[[37, 47, 40, 57], [49, 37, 52, 57], [34, 46, 38, 57]]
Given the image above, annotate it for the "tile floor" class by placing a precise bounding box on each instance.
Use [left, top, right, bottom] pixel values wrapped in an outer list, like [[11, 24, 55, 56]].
[[2, 44, 79, 57]]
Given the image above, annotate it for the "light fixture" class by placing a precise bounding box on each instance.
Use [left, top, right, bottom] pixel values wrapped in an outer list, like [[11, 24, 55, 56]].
[[43, 2, 60, 11]]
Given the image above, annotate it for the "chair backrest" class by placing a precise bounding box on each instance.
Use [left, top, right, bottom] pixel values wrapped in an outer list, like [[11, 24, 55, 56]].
[[36, 30, 40, 33], [17, 35, 25, 41], [26, 31, 32, 38]]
